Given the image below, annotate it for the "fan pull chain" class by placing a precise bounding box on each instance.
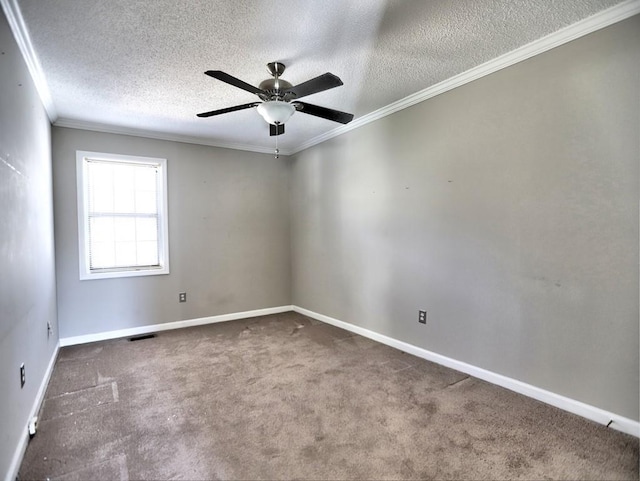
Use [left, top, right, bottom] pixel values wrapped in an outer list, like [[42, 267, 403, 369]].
[[275, 126, 279, 158]]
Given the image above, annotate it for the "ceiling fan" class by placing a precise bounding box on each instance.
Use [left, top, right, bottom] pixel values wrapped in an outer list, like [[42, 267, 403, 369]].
[[197, 62, 354, 136]]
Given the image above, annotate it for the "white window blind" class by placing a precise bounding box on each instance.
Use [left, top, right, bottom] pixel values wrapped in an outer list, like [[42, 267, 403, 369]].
[[77, 151, 169, 280]]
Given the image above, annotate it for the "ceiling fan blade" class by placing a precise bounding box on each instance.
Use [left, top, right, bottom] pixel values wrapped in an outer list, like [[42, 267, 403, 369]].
[[270, 124, 285, 136], [204, 70, 266, 96], [293, 102, 354, 124], [283, 73, 343, 99], [197, 102, 260, 118]]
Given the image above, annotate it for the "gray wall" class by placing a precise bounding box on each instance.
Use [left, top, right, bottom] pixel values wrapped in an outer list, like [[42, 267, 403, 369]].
[[53, 128, 291, 339], [0, 11, 58, 477], [291, 17, 639, 420]]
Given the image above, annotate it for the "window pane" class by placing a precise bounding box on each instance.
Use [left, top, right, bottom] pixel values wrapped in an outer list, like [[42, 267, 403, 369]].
[[136, 217, 158, 241], [90, 187, 114, 213], [135, 166, 157, 191], [88, 163, 114, 213], [114, 217, 136, 242], [113, 164, 135, 212], [88, 162, 113, 190], [135, 191, 157, 214], [115, 241, 137, 267], [113, 164, 135, 191], [114, 188, 135, 213], [90, 241, 115, 269], [89, 217, 114, 244], [137, 241, 159, 266]]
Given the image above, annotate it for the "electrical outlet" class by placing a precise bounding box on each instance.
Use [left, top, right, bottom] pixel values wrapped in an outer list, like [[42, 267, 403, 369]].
[[418, 310, 427, 324], [20, 363, 25, 388], [179, 292, 187, 303]]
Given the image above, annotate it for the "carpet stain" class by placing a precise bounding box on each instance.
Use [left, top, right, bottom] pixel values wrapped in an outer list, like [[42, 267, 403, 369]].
[[261, 447, 280, 458], [323, 368, 343, 375], [506, 452, 532, 470], [419, 400, 439, 416], [464, 400, 479, 412], [400, 458, 417, 478]]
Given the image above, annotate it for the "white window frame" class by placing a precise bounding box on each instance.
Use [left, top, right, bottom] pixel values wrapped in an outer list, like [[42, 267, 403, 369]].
[[76, 150, 170, 280]]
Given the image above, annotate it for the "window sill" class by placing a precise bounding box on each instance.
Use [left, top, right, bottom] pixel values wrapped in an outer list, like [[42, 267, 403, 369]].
[[79, 266, 170, 281]]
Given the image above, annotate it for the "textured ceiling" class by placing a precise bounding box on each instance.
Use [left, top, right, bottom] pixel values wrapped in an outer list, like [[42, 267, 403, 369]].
[[14, 0, 627, 153]]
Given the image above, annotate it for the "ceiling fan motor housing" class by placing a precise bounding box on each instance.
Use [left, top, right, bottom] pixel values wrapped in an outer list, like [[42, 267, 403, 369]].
[[258, 78, 294, 101]]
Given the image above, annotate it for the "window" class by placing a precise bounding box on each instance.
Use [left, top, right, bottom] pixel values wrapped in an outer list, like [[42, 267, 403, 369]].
[[76, 151, 169, 280]]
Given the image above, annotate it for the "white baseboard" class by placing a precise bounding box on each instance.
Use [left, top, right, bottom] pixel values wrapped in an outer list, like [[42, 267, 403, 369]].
[[59, 305, 293, 347], [6, 341, 60, 481], [293, 306, 640, 438]]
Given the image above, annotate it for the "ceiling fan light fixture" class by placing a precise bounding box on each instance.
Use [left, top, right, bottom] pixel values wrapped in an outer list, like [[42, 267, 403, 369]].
[[257, 100, 295, 125]]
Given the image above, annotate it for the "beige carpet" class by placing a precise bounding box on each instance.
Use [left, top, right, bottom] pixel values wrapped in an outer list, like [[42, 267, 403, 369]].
[[19, 312, 639, 480]]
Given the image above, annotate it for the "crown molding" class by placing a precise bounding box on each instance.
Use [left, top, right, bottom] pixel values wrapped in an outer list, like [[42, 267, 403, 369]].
[[291, 0, 640, 155], [54, 118, 293, 156], [1, 0, 57, 122]]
